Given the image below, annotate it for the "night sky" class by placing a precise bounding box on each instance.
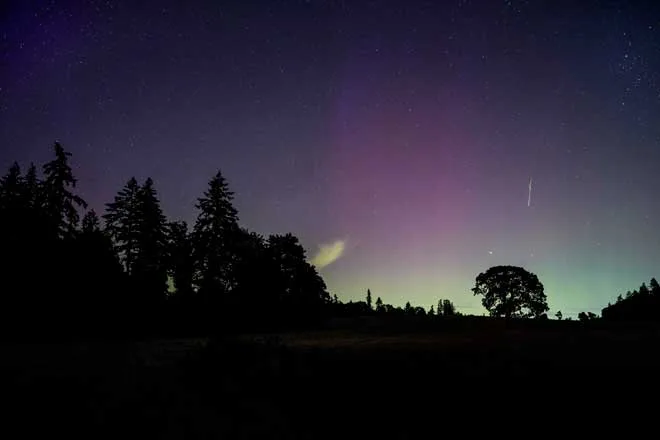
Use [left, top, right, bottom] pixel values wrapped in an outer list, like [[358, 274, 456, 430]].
[[2, 0, 659, 317]]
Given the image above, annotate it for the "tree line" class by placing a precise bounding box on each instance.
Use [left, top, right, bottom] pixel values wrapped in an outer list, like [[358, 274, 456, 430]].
[[0, 142, 476, 340], [0, 143, 330, 339], [601, 278, 660, 321], [3, 143, 654, 339], [328, 288, 460, 318]]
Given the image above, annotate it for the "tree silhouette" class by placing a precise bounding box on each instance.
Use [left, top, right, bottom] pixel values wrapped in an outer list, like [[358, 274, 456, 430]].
[[651, 278, 660, 296], [82, 208, 100, 233], [0, 162, 50, 245], [602, 278, 660, 321], [375, 296, 384, 313], [40, 145, 87, 330], [0, 162, 23, 207], [434, 299, 457, 317], [268, 233, 330, 322], [366, 289, 372, 311], [42, 142, 87, 239], [104, 177, 141, 274], [22, 162, 49, 245], [0, 143, 346, 337], [472, 266, 548, 318], [103, 176, 168, 321], [428, 305, 435, 316], [442, 299, 456, 316], [132, 178, 169, 302], [0, 163, 30, 237], [413, 306, 426, 316], [578, 312, 598, 322], [23, 163, 39, 207], [0, 145, 101, 336], [555, 310, 563, 320], [192, 171, 239, 299]]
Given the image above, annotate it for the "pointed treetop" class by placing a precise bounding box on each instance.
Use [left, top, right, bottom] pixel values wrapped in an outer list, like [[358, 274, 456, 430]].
[[8, 162, 21, 176], [650, 278, 659, 295], [1, 163, 22, 189], [25, 163, 37, 183], [1, 162, 22, 184], [0, 163, 24, 207], [82, 209, 101, 234], [44, 142, 76, 188], [195, 169, 239, 226]]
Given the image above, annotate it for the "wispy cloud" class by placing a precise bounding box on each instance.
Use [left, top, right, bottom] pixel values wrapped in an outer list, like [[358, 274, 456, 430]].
[[310, 239, 346, 269]]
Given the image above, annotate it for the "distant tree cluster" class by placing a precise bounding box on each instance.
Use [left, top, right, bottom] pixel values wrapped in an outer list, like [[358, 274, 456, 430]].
[[436, 298, 457, 317], [328, 290, 459, 318], [601, 278, 660, 321], [0, 143, 330, 339], [577, 311, 599, 322]]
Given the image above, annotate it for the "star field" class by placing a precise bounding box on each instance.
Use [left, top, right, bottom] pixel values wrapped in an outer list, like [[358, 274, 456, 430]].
[[1, 0, 659, 317]]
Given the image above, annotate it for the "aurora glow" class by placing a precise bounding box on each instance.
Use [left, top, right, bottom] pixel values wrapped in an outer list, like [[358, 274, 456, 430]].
[[1, 1, 659, 318]]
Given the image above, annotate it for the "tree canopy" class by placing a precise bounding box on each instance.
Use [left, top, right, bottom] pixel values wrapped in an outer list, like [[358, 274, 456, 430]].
[[472, 265, 548, 318]]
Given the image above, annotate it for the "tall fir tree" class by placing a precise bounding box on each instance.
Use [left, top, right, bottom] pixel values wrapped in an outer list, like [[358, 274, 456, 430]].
[[133, 178, 169, 301], [192, 170, 239, 297], [103, 177, 168, 305], [42, 142, 87, 239], [104, 177, 141, 274], [366, 289, 372, 310]]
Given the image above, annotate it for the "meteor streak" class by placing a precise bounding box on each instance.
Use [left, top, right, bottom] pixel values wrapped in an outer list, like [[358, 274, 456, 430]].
[[528, 177, 533, 207]]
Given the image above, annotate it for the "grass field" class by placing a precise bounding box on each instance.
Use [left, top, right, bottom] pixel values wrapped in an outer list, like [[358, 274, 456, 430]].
[[3, 319, 659, 438]]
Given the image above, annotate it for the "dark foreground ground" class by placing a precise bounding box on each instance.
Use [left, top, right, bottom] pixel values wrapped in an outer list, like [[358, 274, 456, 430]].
[[3, 318, 660, 438]]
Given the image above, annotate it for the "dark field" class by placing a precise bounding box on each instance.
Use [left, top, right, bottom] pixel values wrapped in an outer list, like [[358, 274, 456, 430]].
[[4, 319, 659, 438]]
